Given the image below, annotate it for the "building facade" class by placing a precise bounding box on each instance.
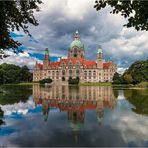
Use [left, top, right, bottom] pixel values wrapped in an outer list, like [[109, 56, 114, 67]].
[[33, 31, 117, 82]]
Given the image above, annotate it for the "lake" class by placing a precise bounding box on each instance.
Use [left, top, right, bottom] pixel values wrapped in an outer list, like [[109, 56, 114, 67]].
[[0, 84, 148, 147]]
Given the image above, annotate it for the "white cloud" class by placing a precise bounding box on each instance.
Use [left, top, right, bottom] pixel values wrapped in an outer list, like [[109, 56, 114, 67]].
[[2, 0, 147, 69], [1, 97, 35, 116], [0, 50, 42, 69]]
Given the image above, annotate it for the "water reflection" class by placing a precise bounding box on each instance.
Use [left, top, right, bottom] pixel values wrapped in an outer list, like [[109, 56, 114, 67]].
[[0, 85, 148, 147], [124, 89, 148, 115], [33, 85, 117, 125], [0, 107, 5, 125]]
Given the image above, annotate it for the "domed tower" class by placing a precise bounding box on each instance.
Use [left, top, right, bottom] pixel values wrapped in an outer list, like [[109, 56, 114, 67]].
[[68, 31, 85, 58]]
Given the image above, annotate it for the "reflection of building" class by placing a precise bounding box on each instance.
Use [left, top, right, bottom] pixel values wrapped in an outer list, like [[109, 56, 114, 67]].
[[33, 31, 117, 82], [33, 84, 116, 122], [33, 84, 117, 140]]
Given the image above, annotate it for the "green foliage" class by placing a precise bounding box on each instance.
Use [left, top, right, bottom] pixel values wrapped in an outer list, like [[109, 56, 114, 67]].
[[123, 73, 133, 84], [124, 60, 148, 84], [0, 63, 32, 84], [94, 0, 148, 31], [68, 77, 79, 85], [0, 0, 42, 51], [135, 82, 148, 88], [0, 85, 31, 105], [113, 60, 148, 85], [124, 89, 148, 116], [112, 72, 122, 84], [39, 78, 53, 84]]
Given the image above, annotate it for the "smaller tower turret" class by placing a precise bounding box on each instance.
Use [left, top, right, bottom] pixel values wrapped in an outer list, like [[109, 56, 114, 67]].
[[97, 45, 103, 68], [43, 48, 50, 69]]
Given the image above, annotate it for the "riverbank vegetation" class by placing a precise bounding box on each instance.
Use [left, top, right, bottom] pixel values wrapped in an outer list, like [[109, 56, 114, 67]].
[[112, 60, 148, 88], [0, 63, 32, 84]]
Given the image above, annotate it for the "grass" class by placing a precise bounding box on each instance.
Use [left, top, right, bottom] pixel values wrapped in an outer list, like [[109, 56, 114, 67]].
[[3, 82, 39, 86], [1, 81, 148, 89], [79, 82, 112, 86]]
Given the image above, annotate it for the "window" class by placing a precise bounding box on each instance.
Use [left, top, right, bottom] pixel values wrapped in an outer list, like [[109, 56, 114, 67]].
[[76, 69, 79, 77], [62, 70, 65, 75]]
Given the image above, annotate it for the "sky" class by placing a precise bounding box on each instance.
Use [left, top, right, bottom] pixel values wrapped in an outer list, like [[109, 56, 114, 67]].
[[0, 0, 148, 74]]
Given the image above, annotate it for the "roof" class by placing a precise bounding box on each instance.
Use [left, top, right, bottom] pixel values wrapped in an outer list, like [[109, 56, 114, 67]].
[[36, 58, 113, 69], [103, 61, 113, 69], [69, 39, 84, 50]]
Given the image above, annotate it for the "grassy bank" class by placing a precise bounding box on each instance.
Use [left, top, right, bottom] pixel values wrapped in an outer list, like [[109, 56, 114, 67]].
[[2, 82, 39, 86], [1, 82, 148, 89], [79, 82, 112, 86]]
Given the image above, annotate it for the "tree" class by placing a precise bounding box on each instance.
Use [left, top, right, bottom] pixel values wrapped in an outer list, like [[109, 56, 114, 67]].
[[112, 72, 121, 84], [123, 73, 133, 84], [20, 65, 32, 82], [0, 0, 42, 51], [94, 0, 148, 31], [0, 63, 32, 84], [125, 60, 148, 84]]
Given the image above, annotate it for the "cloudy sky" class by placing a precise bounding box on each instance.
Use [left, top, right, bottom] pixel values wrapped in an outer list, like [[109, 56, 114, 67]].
[[1, 0, 148, 73]]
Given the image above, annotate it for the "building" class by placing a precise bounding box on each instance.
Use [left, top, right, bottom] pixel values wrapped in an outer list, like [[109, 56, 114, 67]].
[[33, 31, 117, 82]]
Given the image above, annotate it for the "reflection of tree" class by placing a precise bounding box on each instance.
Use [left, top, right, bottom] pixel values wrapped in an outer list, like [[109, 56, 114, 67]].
[[124, 89, 148, 116], [0, 107, 5, 125], [0, 85, 32, 105], [113, 89, 119, 99]]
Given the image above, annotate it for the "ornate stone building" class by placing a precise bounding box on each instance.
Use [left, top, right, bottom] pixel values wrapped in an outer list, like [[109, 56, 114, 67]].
[[33, 31, 117, 82]]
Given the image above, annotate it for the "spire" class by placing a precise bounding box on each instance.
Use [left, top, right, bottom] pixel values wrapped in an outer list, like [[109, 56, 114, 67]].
[[75, 30, 79, 34], [73, 30, 80, 40]]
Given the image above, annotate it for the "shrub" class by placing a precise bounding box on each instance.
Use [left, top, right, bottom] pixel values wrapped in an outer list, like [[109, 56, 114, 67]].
[[39, 78, 52, 84], [68, 77, 79, 85]]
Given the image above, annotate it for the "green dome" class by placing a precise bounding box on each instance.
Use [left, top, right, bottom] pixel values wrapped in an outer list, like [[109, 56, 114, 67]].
[[69, 40, 84, 50]]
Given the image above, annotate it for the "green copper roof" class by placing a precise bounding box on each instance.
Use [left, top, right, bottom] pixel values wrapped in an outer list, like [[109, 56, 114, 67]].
[[69, 40, 84, 50], [69, 122, 82, 131], [45, 48, 49, 55]]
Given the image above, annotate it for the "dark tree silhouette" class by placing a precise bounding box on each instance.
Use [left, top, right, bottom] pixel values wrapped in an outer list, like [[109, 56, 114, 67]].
[[94, 0, 148, 31], [0, 0, 42, 51]]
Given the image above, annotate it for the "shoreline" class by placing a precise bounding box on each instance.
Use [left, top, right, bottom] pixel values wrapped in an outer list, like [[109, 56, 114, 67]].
[[0, 82, 147, 89]]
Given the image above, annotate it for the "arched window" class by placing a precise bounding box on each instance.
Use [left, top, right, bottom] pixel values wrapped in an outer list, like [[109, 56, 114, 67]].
[[76, 61, 79, 69], [93, 70, 96, 78], [74, 48, 78, 57], [62, 70, 65, 75], [56, 71, 59, 77]]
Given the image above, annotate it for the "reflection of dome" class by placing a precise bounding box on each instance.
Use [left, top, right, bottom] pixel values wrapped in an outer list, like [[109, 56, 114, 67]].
[[97, 117, 103, 126], [70, 40, 84, 50], [69, 122, 82, 132], [44, 113, 48, 121]]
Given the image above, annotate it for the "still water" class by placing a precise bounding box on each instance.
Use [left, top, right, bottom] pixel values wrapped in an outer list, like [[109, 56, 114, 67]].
[[0, 84, 148, 147]]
